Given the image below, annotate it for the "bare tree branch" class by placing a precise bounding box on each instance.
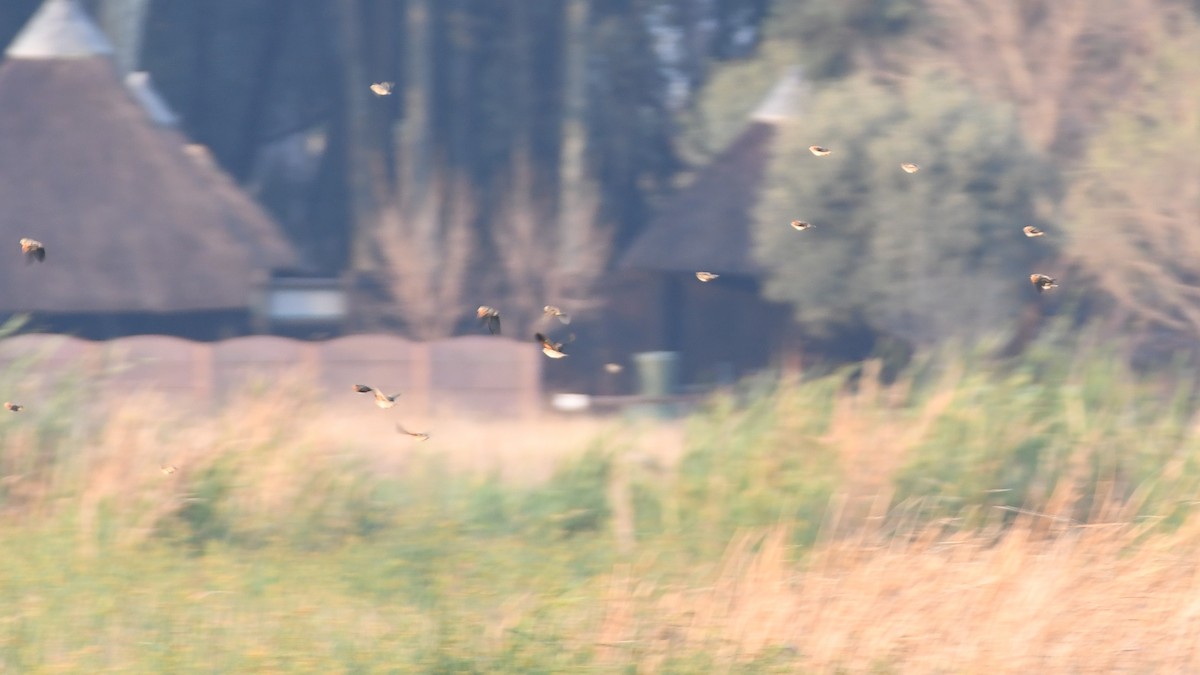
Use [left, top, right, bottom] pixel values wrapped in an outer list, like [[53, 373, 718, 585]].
[[920, 0, 1180, 157], [375, 170, 476, 339], [494, 149, 609, 337]]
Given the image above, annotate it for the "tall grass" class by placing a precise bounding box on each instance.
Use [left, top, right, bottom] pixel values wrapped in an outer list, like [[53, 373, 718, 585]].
[[3, 341, 1200, 671]]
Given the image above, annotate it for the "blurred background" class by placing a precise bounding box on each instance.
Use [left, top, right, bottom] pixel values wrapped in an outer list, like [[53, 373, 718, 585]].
[[1, 0, 1200, 671], [1, 0, 1196, 391]]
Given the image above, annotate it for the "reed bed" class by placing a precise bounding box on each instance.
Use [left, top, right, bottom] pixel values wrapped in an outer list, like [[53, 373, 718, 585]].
[[2, 343, 1200, 671]]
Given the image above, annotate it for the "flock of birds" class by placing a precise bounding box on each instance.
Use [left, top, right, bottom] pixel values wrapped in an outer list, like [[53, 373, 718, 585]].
[[694, 144, 1058, 291], [349, 302, 583, 444], [3, 84, 1060, 471]]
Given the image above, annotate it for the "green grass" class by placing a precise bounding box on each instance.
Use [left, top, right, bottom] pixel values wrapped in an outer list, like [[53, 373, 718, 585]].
[[5, 338, 1200, 670]]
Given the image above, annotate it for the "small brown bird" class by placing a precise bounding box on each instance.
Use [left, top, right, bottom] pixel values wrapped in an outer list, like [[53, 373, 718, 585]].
[[370, 82, 394, 96], [1023, 226, 1045, 238], [543, 305, 571, 324], [4, 401, 22, 412], [790, 220, 813, 231], [535, 333, 568, 359], [1030, 274, 1058, 292], [477, 306, 501, 335], [809, 145, 831, 157], [901, 163, 920, 174], [604, 363, 623, 374], [19, 238, 45, 263], [353, 384, 400, 409], [396, 423, 430, 441], [695, 272, 719, 282]]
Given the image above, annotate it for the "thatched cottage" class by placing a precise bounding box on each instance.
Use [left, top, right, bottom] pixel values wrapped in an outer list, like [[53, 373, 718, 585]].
[[0, 0, 299, 339]]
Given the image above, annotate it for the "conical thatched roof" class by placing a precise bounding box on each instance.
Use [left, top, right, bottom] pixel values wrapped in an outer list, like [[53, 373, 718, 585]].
[[619, 70, 804, 278], [0, 0, 297, 314], [619, 122, 775, 277]]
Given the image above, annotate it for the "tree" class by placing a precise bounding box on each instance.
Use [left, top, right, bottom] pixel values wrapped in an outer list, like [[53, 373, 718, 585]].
[[586, 2, 680, 251], [918, 0, 1183, 159], [753, 72, 1055, 348], [1063, 23, 1200, 340], [768, 0, 923, 79], [375, 171, 476, 340]]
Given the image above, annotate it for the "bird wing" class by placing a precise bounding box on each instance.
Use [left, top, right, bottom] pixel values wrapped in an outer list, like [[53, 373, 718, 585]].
[[485, 315, 501, 335]]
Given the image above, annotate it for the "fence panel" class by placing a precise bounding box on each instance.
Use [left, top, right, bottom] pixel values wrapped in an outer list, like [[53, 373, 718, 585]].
[[429, 336, 540, 416], [0, 333, 542, 416], [212, 335, 316, 402], [101, 335, 201, 399]]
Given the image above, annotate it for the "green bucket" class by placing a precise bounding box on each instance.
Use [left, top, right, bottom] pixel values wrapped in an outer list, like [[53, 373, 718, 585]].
[[632, 351, 680, 418]]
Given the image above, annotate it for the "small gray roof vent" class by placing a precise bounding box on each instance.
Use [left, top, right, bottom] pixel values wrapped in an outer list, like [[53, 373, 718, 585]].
[[125, 71, 179, 127], [751, 67, 805, 124]]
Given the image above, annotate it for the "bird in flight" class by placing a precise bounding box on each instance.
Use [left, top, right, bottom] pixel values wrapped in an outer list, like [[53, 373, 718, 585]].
[[900, 163, 920, 174], [161, 464, 178, 476], [808, 146, 831, 157], [19, 238, 45, 264], [4, 401, 23, 412], [353, 384, 400, 409], [790, 220, 813, 231], [1030, 274, 1058, 292], [543, 305, 571, 324], [1023, 226, 1045, 238], [604, 363, 623, 374], [536, 333, 569, 359], [370, 82, 394, 96], [477, 306, 501, 335], [695, 272, 719, 282], [396, 423, 430, 441]]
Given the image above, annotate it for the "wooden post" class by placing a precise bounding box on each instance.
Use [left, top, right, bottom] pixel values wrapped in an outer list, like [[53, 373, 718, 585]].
[[410, 341, 431, 418], [193, 342, 214, 408], [520, 341, 541, 418]]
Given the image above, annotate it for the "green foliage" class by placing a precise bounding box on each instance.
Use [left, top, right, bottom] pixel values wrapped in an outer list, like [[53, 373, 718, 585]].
[[894, 339, 1200, 525], [8, 344, 1200, 669], [754, 71, 1055, 347], [522, 443, 613, 538], [678, 41, 803, 162], [673, 378, 842, 554], [767, 0, 923, 78]]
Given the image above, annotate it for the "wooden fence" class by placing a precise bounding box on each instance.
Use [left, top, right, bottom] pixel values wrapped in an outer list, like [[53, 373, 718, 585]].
[[0, 333, 542, 416]]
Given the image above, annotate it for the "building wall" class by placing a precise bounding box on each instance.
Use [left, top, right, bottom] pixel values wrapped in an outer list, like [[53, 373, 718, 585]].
[[605, 271, 794, 388]]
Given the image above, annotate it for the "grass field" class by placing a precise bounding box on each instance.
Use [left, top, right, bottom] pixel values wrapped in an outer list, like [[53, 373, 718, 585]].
[[4, 343, 1200, 672]]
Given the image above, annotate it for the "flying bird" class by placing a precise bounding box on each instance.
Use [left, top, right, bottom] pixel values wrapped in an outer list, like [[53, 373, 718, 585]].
[[477, 306, 501, 335], [396, 423, 430, 441], [808, 145, 831, 157], [1030, 274, 1058, 292], [4, 401, 22, 412], [161, 464, 178, 476], [901, 163, 920, 174], [536, 333, 569, 359], [370, 82, 394, 96], [353, 384, 400, 409], [1023, 226, 1045, 238], [604, 363, 623, 374], [695, 272, 719, 282], [543, 305, 571, 324], [19, 238, 45, 264], [790, 220, 813, 231]]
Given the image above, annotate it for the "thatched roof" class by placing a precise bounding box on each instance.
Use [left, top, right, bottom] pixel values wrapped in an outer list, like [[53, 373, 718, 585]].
[[0, 0, 297, 314], [619, 122, 776, 277], [619, 69, 804, 278]]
